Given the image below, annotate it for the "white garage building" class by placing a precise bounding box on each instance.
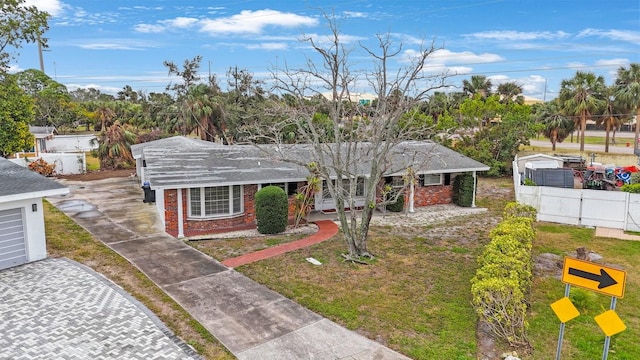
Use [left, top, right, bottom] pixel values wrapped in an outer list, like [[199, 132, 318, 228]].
[[0, 158, 68, 270]]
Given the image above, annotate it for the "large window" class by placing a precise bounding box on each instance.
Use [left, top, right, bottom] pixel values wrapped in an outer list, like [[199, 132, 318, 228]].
[[422, 173, 443, 186], [189, 185, 242, 218], [323, 178, 365, 199]]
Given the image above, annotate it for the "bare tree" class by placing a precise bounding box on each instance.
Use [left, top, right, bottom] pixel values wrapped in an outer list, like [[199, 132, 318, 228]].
[[247, 16, 451, 261]]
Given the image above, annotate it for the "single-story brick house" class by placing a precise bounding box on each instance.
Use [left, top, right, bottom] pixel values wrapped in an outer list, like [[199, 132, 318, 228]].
[[0, 158, 69, 270], [131, 136, 489, 238]]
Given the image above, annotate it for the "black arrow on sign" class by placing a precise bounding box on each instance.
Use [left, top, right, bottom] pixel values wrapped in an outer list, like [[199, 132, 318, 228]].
[[568, 267, 618, 289]]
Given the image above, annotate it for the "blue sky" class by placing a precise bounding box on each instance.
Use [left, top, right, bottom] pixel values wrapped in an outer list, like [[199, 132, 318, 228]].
[[14, 0, 640, 100]]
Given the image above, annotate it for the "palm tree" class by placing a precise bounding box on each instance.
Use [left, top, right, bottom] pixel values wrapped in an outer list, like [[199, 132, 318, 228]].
[[535, 100, 574, 151], [615, 63, 640, 151], [463, 75, 492, 99], [91, 120, 137, 170], [185, 84, 228, 143], [496, 81, 524, 104], [597, 86, 625, 152], [558, 71, 606, 152]]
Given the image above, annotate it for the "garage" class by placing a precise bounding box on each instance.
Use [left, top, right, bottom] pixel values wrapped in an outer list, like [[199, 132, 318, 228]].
[[0, 158, 68, 271], [0, 208, 26, 270]]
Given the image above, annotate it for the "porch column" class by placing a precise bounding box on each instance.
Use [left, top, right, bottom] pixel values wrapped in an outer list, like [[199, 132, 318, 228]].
[[177, 188, 185, 238], [472, 171, 477, 208], [409, 181, 415, 213]]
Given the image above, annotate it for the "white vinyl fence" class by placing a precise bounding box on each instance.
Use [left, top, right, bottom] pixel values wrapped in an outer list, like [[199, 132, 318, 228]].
[[513, 160, 640, 232], [10, 153, 86, 175]]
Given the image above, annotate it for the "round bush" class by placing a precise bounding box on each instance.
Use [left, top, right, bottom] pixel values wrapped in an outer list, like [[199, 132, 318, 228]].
[[255, 185, 288, 234], [386, 191, 404, 212]]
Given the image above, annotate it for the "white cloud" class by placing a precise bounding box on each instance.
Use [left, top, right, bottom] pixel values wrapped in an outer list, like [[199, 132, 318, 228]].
[[246, 42, 288, 50], [24, 0, 63, 17], [66, 83, 121, 94], [578, 29, 640, 43], [428, 49, 503, 64], [134, 24, 165, 33], [163, 17, 199, 28], [343, 11, 367, 18], [466, 30, 570, 41], [135, 17, 198, 33], [77, 39, 156, 50], [199, 9, 318, 35]]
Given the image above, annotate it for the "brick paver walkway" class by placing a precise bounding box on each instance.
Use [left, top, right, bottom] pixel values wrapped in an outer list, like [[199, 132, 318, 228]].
[[221, 220, 339, 268], [0, 258, 198, 360]]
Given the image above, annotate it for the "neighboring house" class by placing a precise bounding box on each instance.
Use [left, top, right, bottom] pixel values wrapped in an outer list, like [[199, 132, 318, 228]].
[[0, 158, 69, 271], [132, 136, 489, 238], [29, 125, 57, 156]]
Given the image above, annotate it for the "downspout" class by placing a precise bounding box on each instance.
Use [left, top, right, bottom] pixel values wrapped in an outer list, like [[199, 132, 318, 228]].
[[177, 188, 185, 238]]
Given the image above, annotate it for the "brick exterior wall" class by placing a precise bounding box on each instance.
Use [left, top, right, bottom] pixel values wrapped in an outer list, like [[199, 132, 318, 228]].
[[163, 178, 455, 237], [164, 182, 304, 237]]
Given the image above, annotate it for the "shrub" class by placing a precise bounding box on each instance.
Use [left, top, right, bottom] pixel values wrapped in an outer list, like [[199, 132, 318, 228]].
[[452, 173, 475, 207], [386, 191, 405, 212], [470, 203, 535, 347], [28, 158, 56, 177], [255, 185, 289, 234], [620, 183, 640, 193], [471, 277, 528, 347], [503, 202, 537, 221], [631, 172, 640, 184]]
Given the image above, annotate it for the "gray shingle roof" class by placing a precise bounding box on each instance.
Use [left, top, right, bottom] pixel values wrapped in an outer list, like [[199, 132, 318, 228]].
[[138, 136, 489, 189], [0, 158, 69, 200]]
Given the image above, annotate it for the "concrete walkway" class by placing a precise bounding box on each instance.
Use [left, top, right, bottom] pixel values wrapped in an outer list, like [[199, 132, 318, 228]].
[[49, 177, 409, 360], [222, 220, 339, 268], [595, 227, 640, 241]]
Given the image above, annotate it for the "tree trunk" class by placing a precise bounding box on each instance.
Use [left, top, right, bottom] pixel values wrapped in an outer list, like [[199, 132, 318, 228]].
[[579, 112, 586, 152], [604, 118, 611, 153]]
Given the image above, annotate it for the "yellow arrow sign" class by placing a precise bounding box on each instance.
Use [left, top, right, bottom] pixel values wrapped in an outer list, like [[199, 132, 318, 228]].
[[562, 257, 626, 298]]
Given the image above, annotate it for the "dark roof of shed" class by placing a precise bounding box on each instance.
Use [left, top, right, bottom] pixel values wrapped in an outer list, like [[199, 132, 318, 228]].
[[138, 136, 489, 188], [0, 158, 68, 199]]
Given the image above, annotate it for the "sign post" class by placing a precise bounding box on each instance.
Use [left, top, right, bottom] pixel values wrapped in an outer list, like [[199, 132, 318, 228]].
[[551, 257, 628, 359]]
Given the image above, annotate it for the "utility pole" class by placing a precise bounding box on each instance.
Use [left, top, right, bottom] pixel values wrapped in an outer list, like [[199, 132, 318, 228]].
[[37, 37, 45, 73]]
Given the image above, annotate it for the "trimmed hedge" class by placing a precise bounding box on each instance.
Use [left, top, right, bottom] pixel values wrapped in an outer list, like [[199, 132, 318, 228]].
[[255, 185, 288, 234], [470, 201, 536, 347], [452, 173, 475, 207]]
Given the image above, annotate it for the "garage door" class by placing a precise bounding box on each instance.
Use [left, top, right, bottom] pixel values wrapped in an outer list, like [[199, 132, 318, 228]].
[[0, 208, 27, 270]]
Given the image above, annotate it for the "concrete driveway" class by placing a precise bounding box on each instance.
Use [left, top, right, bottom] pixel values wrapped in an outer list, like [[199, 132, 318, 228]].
[[48, 177, 409, 360], [0, 258, 199, 359]]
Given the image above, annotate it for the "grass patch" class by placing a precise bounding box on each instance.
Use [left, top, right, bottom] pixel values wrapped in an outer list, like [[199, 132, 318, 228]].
[[85, 152, 100, 171], [44, 201, 233, 360], [237, 209, 497, 360], [188, 232, 310, 261]]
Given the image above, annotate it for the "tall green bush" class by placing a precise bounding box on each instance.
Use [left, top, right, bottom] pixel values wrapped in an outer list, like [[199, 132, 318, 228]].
[[452, 173, 475, 207], [470, 204, 537, 347], [255, 185, 289, 234]]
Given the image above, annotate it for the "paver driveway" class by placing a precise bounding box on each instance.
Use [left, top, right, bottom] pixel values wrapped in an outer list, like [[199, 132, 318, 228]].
[[0, 258, 198, 360]]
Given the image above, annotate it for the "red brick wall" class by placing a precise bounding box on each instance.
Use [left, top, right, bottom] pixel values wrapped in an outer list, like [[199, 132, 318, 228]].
[[164, 183, 304, 237], [163, 179, 455, 237], [411, 184, 453, 206]]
